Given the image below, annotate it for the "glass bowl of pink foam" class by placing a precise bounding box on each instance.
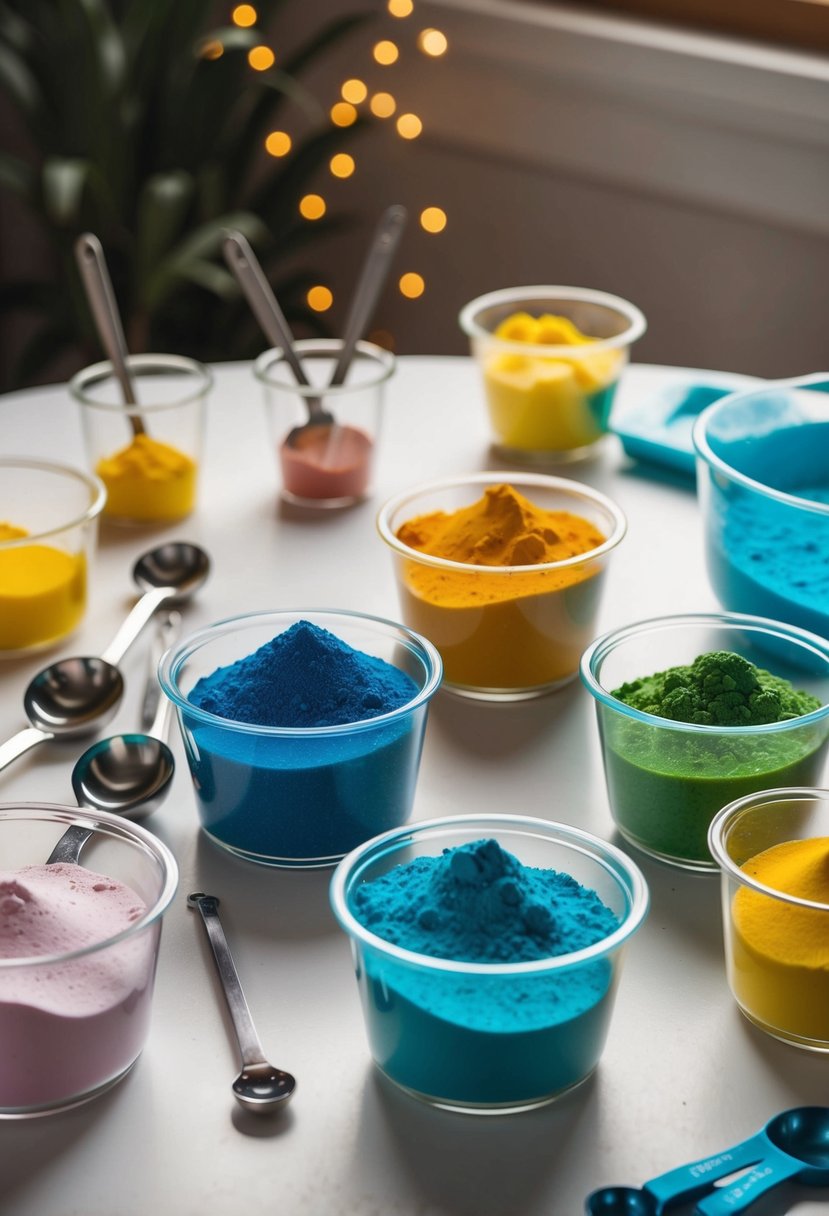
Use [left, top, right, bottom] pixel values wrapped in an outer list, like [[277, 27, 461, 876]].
[[0, 802, 178, 1117]]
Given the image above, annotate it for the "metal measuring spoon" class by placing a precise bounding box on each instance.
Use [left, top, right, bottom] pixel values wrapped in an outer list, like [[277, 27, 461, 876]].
[[99, 541, 209, 667], [75, 232, 145, 437], [188, 892, 296, 1114], [46, 635, 177, 865], [585, 1105, 829, 1216]]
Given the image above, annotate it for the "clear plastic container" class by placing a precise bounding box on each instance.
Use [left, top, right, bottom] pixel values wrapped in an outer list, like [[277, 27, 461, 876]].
[[330, 814, 648, 1113]]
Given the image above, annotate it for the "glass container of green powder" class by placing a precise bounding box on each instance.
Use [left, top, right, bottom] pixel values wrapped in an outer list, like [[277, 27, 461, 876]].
[[330, 814, 648, 1114], [580, 613, 829, 871]]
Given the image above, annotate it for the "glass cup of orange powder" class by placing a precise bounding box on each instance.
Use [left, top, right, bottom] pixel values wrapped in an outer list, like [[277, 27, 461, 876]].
[[72, 354, 212, 527], [377, 472, 627, 700], [0, 457, 106, 655], [255, 338, 395, 510]]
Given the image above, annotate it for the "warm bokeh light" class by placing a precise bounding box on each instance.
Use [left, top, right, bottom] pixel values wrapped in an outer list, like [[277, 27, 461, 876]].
[[299, 193, 326, 220], [265, 130, 292, 157], [330, 101, 358, 127], [308, 285, 333, 312], [330, 153, 355, 179], [396, 113, 422, 139], [232, 4, 257, 27], [418, 28, 448, 56], [399, 272, 425, 299], [199, 38, 223, 60], [373, 40, 399, 65], [369, 329, 396, 350], [370, 92, 396, 119], [247, 45, 275, 71], [388, 0, 414, 15], [341, 78, 367, 104], [420, 206, 447, 233]]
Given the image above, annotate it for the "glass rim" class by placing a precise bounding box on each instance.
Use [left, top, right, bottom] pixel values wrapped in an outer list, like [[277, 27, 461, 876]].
[[692, 372, 829, 517], [579, 610, 829, 734], [69, 352, 214, 412], [329, 813, 650, 975], [0, 802, 179, 969], [253, 338, 396, 396], [377, 472, 627, 573], [708, 786, 829, 912], [0, 457, 107, 544], [158, 607, 443, 736], [458, 285, 647, 355]]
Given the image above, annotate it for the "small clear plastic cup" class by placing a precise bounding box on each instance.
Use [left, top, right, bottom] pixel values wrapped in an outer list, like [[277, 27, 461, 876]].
[[330, 814, 648, 1113], [72, 353, 211, 526]]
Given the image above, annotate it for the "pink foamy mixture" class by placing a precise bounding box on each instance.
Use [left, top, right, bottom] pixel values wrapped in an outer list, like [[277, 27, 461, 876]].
[[280, 422, 373, 502], [0, 863, 159, 1112]]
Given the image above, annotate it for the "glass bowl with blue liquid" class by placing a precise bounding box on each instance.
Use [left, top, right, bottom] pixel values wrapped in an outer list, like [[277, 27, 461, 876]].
[[330, 814, 648, 1114], [693, 373, 829, 639]]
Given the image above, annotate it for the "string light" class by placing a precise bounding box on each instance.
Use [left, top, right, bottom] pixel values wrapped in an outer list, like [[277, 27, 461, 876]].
[[232, 4, 257, 27], [248, 45, 275, 71], [387, 0, 413, 15], [265, 130, 292, 157], [370, 92, 396, 118], [299, 194, 326, 220], [199, 39, 223, 60], [396, 113, 422, 139], [307, 286, 333, 312], [330, 153, 355, 179], [341, 78, 367, 104], [420, 207, 446, 233], [399, 273, 425, 298], [418, 28, 448, 56], [373, 40, 399, 65], [330, 101, 358, 127]]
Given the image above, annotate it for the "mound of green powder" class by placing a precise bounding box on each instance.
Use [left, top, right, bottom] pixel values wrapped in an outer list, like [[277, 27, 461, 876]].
[[612, 650, 820, 726]]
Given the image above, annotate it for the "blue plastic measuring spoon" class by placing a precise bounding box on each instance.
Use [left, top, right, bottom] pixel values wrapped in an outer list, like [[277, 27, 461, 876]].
[[585, 1106, 829, 1216]]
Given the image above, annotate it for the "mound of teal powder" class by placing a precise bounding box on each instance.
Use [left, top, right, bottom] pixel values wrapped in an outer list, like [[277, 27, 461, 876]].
[[189, 620, 418, 728], [352, 837, 619, 963]]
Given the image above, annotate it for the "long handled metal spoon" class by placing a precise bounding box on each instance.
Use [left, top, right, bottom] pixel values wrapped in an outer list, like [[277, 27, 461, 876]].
[[75, 232, 145, 436], [46, 614, 181, 866], [0, 543, 208, 775], [188, 892, 296, 1114]]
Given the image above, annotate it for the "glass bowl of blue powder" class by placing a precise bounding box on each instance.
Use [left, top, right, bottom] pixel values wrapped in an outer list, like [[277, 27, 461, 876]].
[[330, 814, 648, 1113], [158, 610, 442, 867], [693, 373, 829, 639]]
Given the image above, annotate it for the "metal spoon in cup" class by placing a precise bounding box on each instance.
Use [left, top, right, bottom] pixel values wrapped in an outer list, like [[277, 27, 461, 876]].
[[188, 892, 296, 1114], [75, 231, 145, 437], [585, 1105, 829, 1215], [0, 543, 208, 775]]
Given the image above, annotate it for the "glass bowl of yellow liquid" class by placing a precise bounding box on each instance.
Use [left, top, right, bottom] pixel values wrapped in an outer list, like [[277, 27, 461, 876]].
[[460, 286, 646, 463], [0, 457, 106, 655]]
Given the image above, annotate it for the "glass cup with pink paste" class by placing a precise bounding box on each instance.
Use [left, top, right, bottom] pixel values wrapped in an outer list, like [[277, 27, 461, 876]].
[[0, 802, 178, 1117], [254, 338, 395, 509]]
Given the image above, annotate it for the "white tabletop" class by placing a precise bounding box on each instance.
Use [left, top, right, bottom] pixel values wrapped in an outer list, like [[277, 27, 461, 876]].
[[0, 359, 826, 1216]]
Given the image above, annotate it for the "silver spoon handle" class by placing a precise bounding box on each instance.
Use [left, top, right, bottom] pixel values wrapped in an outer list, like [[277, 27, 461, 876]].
[[0, 725, 53, 774], [142, 611, 181, 734], [189, 893, 269, 1068], [75, 233, 144, 433], [46, 821, 92, 866], [100, 586, 173, 667], [330, 204, 407, 388], [222, 232, 309, 387]]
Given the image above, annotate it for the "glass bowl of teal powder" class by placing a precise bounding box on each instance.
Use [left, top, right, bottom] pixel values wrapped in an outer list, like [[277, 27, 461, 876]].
[[693, 373, 829, 639], [330, 814, 648, 1114], [580, 612, 829, 871], [158, 609, 442, 867]]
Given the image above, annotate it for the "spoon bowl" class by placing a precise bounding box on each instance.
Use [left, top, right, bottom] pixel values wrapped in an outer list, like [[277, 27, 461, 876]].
[[24, 657, 124, 736], [232, 1062, 296, 1113], [585, 1189, 657, 1216], [71, 734, 175, 817], [133, 542, 210, 600]]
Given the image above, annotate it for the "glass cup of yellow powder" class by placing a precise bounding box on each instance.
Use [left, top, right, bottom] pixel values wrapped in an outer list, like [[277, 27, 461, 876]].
[[377, 473, 627, 700], [71, 353, 212, 526], [459, 286, 646, 463], [0, 458, 106, 654], [710, 786, 829, 1051]]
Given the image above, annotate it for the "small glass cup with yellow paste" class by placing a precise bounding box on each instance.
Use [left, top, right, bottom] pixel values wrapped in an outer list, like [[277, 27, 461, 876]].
[[0, 458, 105, 655], [460, 286, 646, 463], [72, 354, 212, 526]]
